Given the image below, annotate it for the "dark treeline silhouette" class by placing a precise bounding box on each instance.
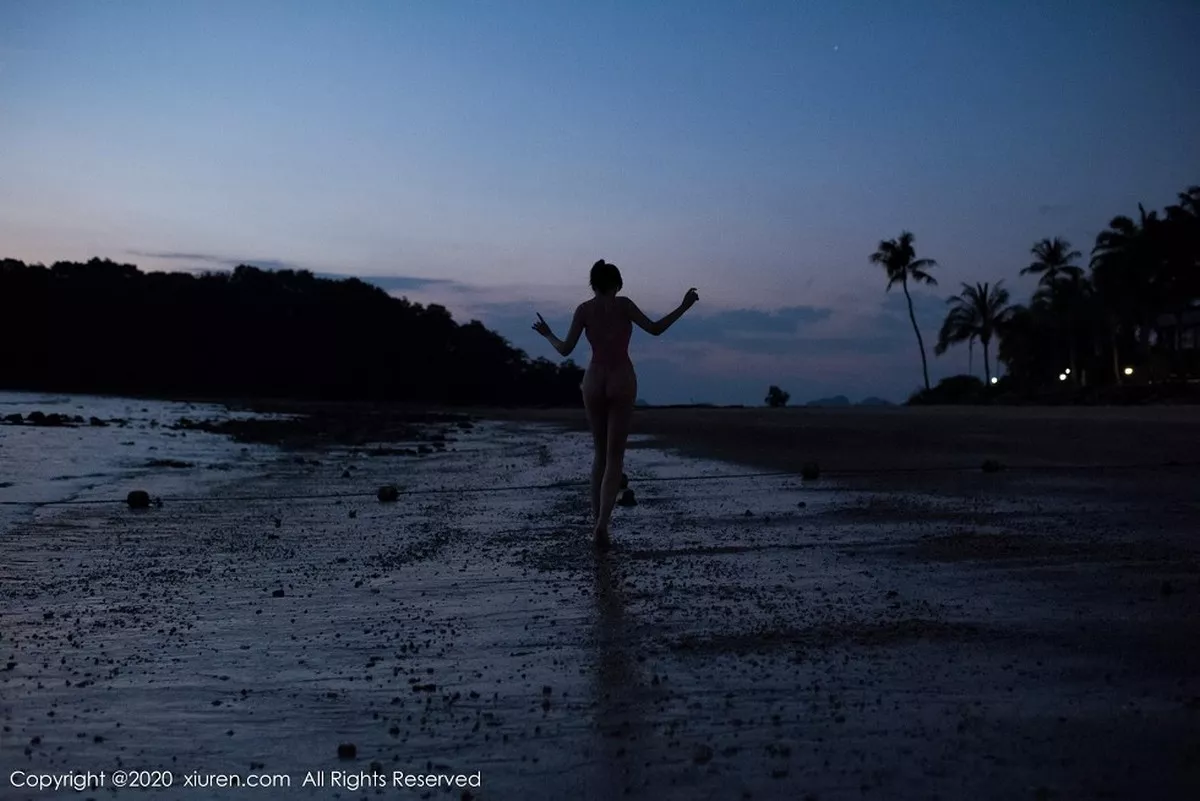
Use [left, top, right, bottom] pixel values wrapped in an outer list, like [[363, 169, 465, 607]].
[[0, 259, 584, 405], [874, 182, 1200, 403]]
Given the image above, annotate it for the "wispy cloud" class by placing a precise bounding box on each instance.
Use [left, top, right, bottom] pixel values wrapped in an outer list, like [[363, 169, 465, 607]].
[[346, 275, 457, 292], [127, 250, 303, 273]]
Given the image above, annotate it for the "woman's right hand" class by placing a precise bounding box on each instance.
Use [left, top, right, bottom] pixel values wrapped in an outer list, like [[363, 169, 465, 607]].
[[683, 287, 699, 309]]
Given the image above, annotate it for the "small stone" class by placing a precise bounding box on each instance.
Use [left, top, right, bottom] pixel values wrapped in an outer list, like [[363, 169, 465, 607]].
[[272, 589, 285, 598], [377, 485, 400, 503], [342, 470, 351, 478], [337, 743, 356, 759], [693, 743, 714, 764], [349, 510, 357, 519], [797, 501, 807, 508], [126, 490, 151, 509]]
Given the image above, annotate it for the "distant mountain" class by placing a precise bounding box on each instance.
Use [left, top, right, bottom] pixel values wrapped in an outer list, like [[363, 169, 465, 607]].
[[857, 397, 895, 407], [805, 395, 851, 407]]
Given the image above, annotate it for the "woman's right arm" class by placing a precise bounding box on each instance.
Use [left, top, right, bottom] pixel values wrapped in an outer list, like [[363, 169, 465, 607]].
[[625, 289, 698, 336]]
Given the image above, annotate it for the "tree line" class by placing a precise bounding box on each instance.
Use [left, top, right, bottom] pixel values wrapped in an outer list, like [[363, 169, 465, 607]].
[[870, 183, 1200, 402], [0, 259, 585, 405]]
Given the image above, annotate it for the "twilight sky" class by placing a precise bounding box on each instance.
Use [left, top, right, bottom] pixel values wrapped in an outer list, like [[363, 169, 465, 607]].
[[2, 1, 1198, 404]]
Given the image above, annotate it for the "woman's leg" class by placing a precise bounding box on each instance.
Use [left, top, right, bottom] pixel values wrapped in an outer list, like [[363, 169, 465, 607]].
[[594, 366, 637, 544], [581, 368, 609, 522]]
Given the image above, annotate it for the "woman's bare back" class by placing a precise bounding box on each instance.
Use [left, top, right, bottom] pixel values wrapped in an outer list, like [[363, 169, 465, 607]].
[[582, 296, 633, 367]]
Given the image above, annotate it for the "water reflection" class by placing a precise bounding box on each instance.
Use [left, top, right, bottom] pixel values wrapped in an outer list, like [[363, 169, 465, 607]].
[[592, 549, 645, 798]]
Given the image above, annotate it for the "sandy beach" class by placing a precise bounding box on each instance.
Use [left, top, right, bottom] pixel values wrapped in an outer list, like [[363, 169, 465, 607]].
[[3, 405, 1199, 800]]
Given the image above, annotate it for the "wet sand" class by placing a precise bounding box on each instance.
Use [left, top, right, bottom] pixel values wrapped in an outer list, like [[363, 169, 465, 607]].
[[3, 409, 1199, 799]]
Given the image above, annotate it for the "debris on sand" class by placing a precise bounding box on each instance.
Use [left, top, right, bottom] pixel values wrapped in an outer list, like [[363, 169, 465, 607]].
[[617, 489, 637, 507], [336, 743, 356, 759], [147, 459, 193, 468], [272, 589, 285, 597], [126, 490, 151, 509], [377, 485, 400, 503], [13, 411, 76, 427]]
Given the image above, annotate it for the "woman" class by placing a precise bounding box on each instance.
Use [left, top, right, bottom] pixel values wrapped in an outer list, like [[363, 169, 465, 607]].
[[533, 259, 698, 549]]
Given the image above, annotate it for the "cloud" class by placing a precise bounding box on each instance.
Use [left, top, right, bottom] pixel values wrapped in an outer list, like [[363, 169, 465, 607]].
[[325, 274, 457, 292], [127, 250, 304, 273]]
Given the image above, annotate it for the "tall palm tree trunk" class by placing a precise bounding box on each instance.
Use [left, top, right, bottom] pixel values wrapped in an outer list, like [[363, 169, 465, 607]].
[[1111, 327, 1121, 383], [968, 338, 974, 377], [902, 277, 930, 390], [1066, 306, 1078, 385], [982, 339, 991, 384]]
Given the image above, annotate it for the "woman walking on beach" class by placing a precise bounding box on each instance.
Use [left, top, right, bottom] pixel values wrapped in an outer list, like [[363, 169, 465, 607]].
[[533, 259, 698, 549]]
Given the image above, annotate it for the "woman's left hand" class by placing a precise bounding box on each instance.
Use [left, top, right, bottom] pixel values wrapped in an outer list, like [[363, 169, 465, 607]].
[[532, 313, 551, 338]]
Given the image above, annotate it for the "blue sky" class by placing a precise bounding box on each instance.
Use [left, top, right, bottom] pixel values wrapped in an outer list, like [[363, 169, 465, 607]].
[[2, 1, 1198, 403]]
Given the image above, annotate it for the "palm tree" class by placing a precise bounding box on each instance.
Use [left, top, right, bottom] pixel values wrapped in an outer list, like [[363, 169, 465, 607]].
[[870, 231, 938, 390], [1160, 187, 1200, 351], [1091, 206, 1162, 380], [1023, 237, 1084, 285], [1024, 237, 1085, 382], [935, 281, 1012, 383]]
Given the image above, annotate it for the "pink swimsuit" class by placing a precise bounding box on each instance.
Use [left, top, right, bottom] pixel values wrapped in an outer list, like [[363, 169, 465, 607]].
[[580, 297, 637, 401]]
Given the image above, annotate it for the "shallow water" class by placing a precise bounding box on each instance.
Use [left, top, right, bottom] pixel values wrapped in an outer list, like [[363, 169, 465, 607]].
[[0, 392, 279, 536]]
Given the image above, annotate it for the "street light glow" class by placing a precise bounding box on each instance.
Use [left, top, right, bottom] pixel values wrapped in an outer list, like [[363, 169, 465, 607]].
[[1058, 373, 1067, 381], [1124, 366, 1134, 376], [990, 376, 998, 385]]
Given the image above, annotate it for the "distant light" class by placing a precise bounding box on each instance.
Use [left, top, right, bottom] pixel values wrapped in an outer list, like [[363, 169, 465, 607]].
[[1058, 373, 1067, 381], [990, 376, 998, 385], [1064, 368, 1071, 375], [1124, 366, 1134, 376]]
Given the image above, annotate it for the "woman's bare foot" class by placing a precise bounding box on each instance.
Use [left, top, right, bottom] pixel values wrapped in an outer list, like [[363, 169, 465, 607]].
[[592, 523, 611, 551]]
